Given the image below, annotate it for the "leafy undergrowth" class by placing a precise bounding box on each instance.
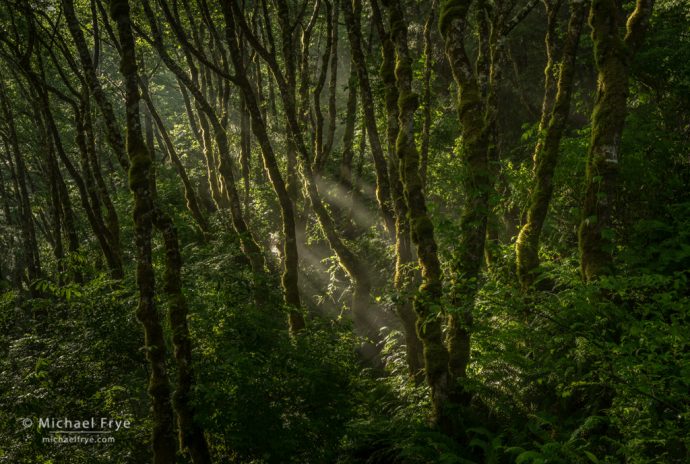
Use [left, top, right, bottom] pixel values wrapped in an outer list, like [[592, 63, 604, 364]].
[[1, 221, 688, 463]]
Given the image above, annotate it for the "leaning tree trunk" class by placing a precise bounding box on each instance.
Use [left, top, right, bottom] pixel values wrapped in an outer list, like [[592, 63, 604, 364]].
[[141, 0, 265, 278], [223, 9, 306, 333], [578, 0, 654, 281], [229, 1, 378, 347], [139, 80, 210, 235], [515, 0, 586, 288], [62, 0, 129, 171]]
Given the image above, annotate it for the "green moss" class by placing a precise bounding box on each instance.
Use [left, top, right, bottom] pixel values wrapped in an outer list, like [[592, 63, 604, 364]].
[[380, 53, 395, 82], [398, 92, 419, 113], [438, 0, 469, 37], [127, 145, 152, 191]]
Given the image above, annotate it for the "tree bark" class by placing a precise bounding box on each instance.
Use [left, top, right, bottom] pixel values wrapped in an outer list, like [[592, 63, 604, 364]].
[[384, 0, 450, 423], [108, 1, 177, 462], [223, 6, 306, 333], [515, 0, 586, 288], [141, 0, 265, 277], [439, 0, 492, 403], [62, 0, 129, 171], [578, 0, 654, 281], [139, 80, 210, 235], [342, 0, 396, 239], [231, 1, 378, 345], [371, 0, 425, 381]]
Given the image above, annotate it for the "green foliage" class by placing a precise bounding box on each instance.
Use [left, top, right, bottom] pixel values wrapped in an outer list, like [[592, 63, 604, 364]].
[[465, 245, 690, 464], [0, 274, 149, 463]]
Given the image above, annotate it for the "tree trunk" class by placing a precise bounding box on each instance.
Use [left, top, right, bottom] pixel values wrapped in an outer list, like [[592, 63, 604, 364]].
[[0, 84, 42, 290], [342, 0, 396, 239], [439, 0, 492, 402], [371, 0, 425, 381], [578, 0, 654, 281], [151, 209, 212, 464], [384, 0, 450, 424], [139, 80, 210, 235], [108, 1, 177, 462], [63, 0, 129, 171], [223, 7, 306, 333], [142, 0, 265, 278], [515, 0, 586, 288]]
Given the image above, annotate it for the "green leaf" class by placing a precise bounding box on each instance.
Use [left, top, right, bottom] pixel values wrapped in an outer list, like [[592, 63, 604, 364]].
[[516, 450, 544, 464]]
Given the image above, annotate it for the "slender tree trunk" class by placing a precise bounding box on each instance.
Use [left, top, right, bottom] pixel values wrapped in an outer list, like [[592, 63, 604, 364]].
[[312, 0, 335, 173], [108, 1, 177, 462], [139, 80, 210, 234], [516, 0, 586, 287], [342, 0, 396, 239], [322, 0, 340, 168], [46, 137, 66, 282], [142, 0, 265, 277], [240, 92, 252, 215], [420, 1, 436, 189], [0, 85, 42, 289], [533, 0, 564, 165], [371, 0, 425, 381], [233, 0, 379, 343], [223, 7, 306, 333], [151, 209, 212, 464], [63, 0, 129, 171]]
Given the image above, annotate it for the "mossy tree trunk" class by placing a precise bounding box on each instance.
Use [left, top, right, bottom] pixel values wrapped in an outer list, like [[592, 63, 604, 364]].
[[231, 1, 378, 346], [222, 5, 306, 333], [321, 0, 340, 172], [151, 209, 212, 464], [343, 0, 396, 240], [515, 0, 586, 288], [384, 0, 451, 424], [578, 0, 654, 281], [108, 1, 177, 462], [141, 0, 265, 278], [371, 0, 425, 381], [439, 0, 491, 401], [420, 0, 437, 189], [81, 94, 123, 268], [110, 2, 214, 460], [62, 0, 130, 171], [139, 80, 210, 235]]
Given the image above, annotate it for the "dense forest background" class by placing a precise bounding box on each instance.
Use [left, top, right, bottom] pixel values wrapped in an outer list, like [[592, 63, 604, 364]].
[[0, 0, 688, 462]]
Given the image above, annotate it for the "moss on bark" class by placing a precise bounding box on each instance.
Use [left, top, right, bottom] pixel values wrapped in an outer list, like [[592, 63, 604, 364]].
[[578, 0, 654, 281], [385, 0, 450, 424], [516, 0, 586, 288]]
